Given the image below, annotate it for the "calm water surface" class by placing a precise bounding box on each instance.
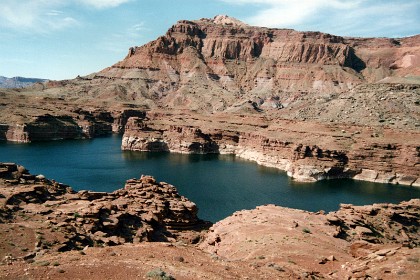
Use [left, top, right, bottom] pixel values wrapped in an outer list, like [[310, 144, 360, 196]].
[[0, 135, 419, 222]]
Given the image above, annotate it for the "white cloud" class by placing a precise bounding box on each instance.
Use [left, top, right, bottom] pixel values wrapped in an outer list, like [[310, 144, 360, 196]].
[[0, 0, 132, 33], [220, 0, 420, 37], [131, 23, 145, 31], [46, 10, 64, 16], [100, 22, 148, 53], [0, 0, 78, 33], [52, 17, 80, 30], [324, 2, 419, 37], [222, 0, 359, 26], [77, 0, 132, 9]]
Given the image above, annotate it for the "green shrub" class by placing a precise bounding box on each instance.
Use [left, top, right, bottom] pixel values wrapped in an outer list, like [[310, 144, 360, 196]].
[[146, 268, 175, 280], [35, 261, 50, 266]]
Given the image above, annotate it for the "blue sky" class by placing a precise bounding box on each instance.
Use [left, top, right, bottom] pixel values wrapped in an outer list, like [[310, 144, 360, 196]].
[[1, 0, 419, 80]]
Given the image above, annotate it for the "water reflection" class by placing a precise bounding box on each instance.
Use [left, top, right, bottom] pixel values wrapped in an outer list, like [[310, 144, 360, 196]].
[[122, 150, 170, 161]]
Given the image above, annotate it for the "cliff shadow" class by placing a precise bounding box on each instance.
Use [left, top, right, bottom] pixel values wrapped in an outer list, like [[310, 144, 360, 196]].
[[188, 141, 220, 154], [345, 47, 366, 72], [146, 141, 170, 152]]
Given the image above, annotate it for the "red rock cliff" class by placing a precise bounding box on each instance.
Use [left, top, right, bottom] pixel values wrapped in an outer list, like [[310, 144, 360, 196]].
[[92, 15, 419, 111]]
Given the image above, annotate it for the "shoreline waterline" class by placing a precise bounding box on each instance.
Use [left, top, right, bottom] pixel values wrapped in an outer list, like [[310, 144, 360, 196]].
[[1, 134, 419, 222]]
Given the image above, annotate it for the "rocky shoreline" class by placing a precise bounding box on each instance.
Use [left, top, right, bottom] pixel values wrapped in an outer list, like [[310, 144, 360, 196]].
[[0, 109, 145, 143], [0, 162, 419, 279], [121, 110, 420, 187], [1, 105, 418, 187]]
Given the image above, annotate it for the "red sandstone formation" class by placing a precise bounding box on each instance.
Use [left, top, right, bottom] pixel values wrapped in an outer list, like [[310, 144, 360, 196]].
[[0, 163, 418, 279], [121, 110, 420, 186], [202, 201, 420, 279], [0, 163, 209, 254], [93, 15, 420, 111], [0, 109, 145, 143]]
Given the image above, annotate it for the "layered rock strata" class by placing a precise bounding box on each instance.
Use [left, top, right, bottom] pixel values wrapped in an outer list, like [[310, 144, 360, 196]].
[[0, 109, 146, 143], [11, 15, 415, 117], [89, 15, 419, 112], [121, 112, 420, 186]]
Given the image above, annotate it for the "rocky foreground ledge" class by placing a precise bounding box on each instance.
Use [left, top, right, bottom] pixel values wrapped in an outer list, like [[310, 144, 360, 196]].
[[0, 163, 210, 252], [0, 162, 419, 279]]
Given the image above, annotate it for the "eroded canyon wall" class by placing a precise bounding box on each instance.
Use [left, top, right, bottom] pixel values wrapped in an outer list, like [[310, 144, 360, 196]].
[[1, 110, 146, 143], [121, 114, 420, 187]]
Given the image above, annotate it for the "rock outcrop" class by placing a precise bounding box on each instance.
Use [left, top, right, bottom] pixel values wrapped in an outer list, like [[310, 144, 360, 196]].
[[202, 201, 420, 279], [88, 15, 419, 112], [1, 15, 419, 280], [326, 200, 420, 246], [10, 15, 413, 117], [0, 105, 146, 142], [0, 163, 209, 256]]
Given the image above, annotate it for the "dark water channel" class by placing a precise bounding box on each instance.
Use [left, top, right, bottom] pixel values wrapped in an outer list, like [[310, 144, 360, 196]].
[[0, 135, 418, 222]]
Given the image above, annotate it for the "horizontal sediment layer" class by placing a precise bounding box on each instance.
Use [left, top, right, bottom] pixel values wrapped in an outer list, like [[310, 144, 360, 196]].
[[0, 109, 146, 143], [2, 108, 418, 187], [121, 112, 420, 187]]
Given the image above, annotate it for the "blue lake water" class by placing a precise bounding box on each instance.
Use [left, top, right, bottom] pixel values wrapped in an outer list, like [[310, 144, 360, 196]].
[[0, 135, 419, 222]]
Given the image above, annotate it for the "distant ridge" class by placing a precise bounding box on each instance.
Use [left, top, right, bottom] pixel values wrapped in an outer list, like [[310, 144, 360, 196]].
[[0, 76, 48, 89]]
